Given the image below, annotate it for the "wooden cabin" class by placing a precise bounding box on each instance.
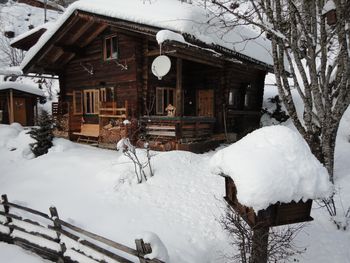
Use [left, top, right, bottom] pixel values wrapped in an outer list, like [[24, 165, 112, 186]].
[[0, 82, 44, 126], [12, 2, 273, 152]]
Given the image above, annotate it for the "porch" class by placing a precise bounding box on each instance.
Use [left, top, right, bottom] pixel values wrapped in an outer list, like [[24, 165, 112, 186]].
[[139, 116, 225, 152]]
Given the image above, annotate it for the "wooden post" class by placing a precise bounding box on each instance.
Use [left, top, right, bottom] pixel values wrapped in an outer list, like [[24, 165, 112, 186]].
[[251, 226, 269, 263], [9, 89, 14, 124], [49, 206, 66, 262], [1, 195, 12, 225], [135, 239, 152, 263], [176, 58, 183, 116]]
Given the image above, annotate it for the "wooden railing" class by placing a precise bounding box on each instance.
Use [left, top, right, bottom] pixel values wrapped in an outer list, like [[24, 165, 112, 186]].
[[99, 101, 128, 119], [0, 194, 165, 263], [140, 116, 215, 143]]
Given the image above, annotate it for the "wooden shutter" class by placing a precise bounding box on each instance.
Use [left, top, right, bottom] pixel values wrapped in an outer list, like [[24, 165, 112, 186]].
[[94, 90, 100, 114], [156, 88, 163, 115], [73, 90, 83, 115]]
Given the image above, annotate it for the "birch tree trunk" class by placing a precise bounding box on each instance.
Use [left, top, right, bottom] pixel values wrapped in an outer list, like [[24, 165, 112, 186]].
[[203, 0, 350, 186]]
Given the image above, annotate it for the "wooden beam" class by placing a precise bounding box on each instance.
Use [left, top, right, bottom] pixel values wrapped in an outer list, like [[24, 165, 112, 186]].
[[79, 24, 108, 48], [176, 58, 183, 116], [35, 13, 81, 66], [54, 44, 83, 55], [50, 48, 65, 64], [66, 19, 95, 45], [9, 89, 14, 124]]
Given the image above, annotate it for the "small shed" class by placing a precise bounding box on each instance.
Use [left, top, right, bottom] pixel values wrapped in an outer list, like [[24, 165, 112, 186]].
[[0, 82, 45, 126], [210, 126, 332, 228]]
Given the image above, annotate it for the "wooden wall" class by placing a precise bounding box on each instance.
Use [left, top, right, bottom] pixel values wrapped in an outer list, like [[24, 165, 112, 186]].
[[58, 23, 266, 139], [60, 27, 144, 126]]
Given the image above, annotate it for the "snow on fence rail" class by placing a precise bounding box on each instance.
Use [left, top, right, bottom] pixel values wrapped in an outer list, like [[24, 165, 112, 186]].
[[0, 194, 165, 263]]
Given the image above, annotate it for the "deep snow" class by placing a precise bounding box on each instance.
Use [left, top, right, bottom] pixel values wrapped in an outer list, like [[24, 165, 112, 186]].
[[0, 104, 350, 262], [210, 125, 332, 211]]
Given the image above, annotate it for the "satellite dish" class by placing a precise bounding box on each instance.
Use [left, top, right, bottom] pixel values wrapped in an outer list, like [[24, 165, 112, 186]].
[[152, 55, 171, 80]]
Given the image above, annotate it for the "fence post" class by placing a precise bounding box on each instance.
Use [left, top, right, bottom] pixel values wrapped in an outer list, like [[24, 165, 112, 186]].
[[135, 239, 152, 263], [1, 194, 13, 234], [49, 206, 66, 263]]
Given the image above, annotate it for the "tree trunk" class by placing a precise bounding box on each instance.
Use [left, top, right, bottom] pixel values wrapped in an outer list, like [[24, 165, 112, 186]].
[[251, 227, 269, 263], [321, 125, 339, 184]]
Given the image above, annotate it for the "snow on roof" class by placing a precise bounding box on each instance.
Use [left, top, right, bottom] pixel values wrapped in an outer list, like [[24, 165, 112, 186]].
[[0, 82, 45, 97], [210, 126, 332, 211], [21, 0, 274, 70], [10, 22, 52, 46], [0, 67, 23, 76], [322, 0, 336, 15]]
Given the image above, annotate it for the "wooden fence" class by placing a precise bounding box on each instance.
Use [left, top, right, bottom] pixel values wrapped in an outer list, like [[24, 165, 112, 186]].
[[0, 194, 165, 263]]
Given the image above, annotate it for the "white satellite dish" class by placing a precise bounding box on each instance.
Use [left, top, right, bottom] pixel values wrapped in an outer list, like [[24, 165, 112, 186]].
[[152, 55, 171, 80]]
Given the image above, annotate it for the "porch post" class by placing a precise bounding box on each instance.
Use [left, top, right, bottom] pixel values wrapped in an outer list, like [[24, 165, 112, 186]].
[[9, 89, 14, 124], [176, 58, 183, 116]]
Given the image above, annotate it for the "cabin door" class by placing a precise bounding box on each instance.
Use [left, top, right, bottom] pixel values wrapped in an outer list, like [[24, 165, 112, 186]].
[[198, 89, 214, 117], [14, 97, 27, 126]]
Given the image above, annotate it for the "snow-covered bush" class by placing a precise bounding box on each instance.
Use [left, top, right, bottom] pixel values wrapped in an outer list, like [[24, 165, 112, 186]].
[[117, 137, 154, 183], [28, 110, 54, 157], [262, 95, 289, 124]]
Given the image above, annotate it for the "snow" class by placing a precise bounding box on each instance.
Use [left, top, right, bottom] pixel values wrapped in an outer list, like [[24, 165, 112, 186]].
[[0, 242, 50, 263], [0, 86, 350, 262], [0, 66, 23, 76], [156, 30, 186, 45], [322, 0, 336, 15], [10, 22, 52, 46], [0, 123, 23, 147], [137, 232, 170, 262], [210, 126, 332, 211], [0, 133, 228, 263], [21, 0, 274, 71], [11, 229, 61, 252], [10, 219, 58, 239], [0, 82, 45, 97]]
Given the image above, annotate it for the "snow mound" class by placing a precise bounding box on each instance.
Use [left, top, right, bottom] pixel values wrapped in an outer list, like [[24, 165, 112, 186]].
[[136, 232, 169, 262], [0, 124, 23, 147], [49, 138, 76, 153], [210, 126, 332, 211]]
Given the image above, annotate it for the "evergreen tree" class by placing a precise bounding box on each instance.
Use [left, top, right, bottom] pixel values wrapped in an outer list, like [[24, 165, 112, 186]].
[[28, 110, 54, 157]]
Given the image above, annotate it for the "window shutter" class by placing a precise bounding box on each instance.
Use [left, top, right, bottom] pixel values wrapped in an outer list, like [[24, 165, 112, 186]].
[[94, 90, 100, 114], [156, 88, 163, 114], [73, 90, 83, 115]]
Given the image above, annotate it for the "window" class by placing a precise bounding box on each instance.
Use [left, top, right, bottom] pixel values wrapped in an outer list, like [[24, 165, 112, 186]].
[[104, 35, 118, 60], [84, 89, 99, 114], [228, 89, 241, 109], [243, 84, 257, 110], [100, 88, 107, 103], [73, 90, 83, 115], [156, 87, 176, 115]]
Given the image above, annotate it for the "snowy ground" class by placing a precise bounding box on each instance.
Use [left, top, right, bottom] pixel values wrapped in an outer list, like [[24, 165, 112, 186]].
[[0, 88, 349, 262], [0, 242, 50, 263]]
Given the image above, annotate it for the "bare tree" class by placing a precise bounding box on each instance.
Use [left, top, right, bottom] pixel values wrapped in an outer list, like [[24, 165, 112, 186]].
[[220, 205, 306, 263], [117, 137, 154, 183]]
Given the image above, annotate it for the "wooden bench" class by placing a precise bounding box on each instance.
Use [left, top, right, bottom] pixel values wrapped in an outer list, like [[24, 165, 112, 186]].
[[73, 124, 99, 144]]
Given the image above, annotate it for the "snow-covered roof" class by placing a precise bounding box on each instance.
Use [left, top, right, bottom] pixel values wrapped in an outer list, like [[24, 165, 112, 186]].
[[0, 82, 45, 97], [0, 67, 23, 76], [210, 126, 332, 211], [21, 0, 274, 71], [10, 22, 52, 46]]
